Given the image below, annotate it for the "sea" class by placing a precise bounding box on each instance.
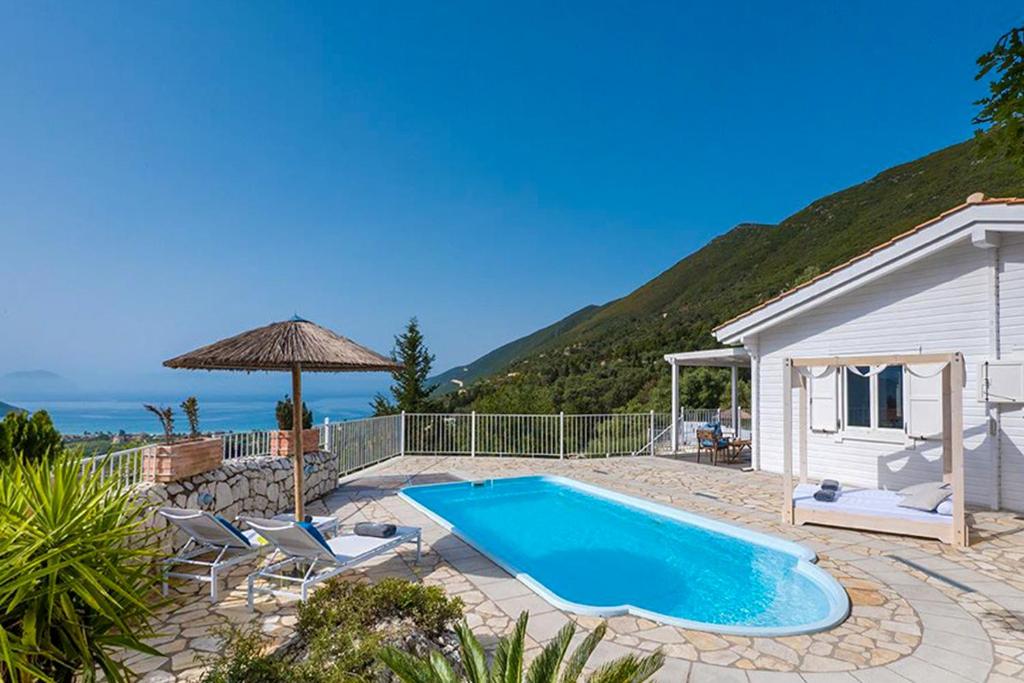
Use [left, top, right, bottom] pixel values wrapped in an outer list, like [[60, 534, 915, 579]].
[[13, 393, 377, 435]]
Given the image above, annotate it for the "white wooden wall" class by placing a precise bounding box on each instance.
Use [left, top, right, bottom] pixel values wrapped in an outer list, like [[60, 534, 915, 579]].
[[752, 239, 999, 507], [996, 233, 1024, 509]]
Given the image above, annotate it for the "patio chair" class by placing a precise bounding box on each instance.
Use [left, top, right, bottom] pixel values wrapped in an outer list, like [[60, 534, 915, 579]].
[[158, 508, 263, 602], [241, 517, 421, 610], [696, 425, 730, 465]]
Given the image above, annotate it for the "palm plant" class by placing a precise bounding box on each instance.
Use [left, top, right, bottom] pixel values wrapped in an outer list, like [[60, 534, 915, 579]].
[[0, 449, 164, 682], [143, 403, 174, 443], [181, 396, 201, 439], [379, 612, 664, 683]]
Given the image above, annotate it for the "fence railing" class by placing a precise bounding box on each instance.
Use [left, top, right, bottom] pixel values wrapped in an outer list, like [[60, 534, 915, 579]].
[[322, 414, 402, 475], [403, 412, 672, 458], [90, 407, 744, 486], [80, 445, 147, 487], [221, 430, 275, 460]]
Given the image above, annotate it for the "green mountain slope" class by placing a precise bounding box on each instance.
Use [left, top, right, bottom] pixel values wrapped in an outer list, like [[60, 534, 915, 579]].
[[1, 401, 23, 417], [431, 304, 602, 393], [440, 139, 1024, 413]]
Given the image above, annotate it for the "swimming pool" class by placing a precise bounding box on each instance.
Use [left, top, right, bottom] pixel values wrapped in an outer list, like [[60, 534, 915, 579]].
[[400, 475, 849, 636]]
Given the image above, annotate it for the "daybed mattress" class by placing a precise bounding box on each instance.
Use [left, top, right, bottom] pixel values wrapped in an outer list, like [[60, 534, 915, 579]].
[[792, 483, 950, 526]]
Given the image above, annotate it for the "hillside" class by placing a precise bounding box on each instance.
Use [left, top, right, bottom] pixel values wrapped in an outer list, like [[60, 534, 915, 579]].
[[437, 138, 1024, 413], [0, 401, 23, 417], [431, 305, 601, 393]]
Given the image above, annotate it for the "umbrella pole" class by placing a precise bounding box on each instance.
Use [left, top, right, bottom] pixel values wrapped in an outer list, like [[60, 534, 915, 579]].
[[292, 363, 305, 519]]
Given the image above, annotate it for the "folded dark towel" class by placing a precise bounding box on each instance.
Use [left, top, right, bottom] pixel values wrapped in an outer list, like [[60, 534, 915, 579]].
[[820, 479, 840, 491], [813, 489, 838, 503], [354, 522, 396, 538]]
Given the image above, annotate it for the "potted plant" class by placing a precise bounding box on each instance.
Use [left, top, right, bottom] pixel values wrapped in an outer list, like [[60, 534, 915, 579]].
[[269, 395, 319, 456], [141, 397, 222, 483]]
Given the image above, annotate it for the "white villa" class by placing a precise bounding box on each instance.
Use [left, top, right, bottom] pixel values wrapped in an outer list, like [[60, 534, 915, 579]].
[[668, 193, 1024, 516]]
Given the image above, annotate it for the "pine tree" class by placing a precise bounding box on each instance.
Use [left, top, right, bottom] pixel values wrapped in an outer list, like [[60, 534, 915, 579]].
[[372, 318, 438, 415]]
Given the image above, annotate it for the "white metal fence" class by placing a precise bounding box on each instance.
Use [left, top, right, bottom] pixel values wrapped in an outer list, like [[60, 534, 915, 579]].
[[80, 445, 147, 487], [88, 407, 746, 486], [322, 414, 402, 475], [403, 412, 673, 458]]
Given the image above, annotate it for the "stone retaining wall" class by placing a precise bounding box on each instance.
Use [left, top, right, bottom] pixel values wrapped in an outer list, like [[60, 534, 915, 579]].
[[137, 450, 339, 551]]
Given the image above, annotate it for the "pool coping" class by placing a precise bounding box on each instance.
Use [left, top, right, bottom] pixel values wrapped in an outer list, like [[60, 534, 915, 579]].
[[399, 473, 851, 637]]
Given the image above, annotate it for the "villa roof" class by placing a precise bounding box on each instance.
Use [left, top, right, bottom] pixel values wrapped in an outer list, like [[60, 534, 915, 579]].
[[163, 317, 400, 373], [713, 194, 1024, 342]]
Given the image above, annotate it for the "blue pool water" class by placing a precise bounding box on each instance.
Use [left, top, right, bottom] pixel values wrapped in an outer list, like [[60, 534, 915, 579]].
[[401, 476, 848, 635]]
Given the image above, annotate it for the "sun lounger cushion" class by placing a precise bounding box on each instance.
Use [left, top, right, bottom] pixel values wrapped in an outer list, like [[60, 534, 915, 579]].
[[297, 521, 331, 550], [354, 522, 396, 538], [215, 515, 253, 547], [898, 481, 949, 496], [793, 484, 950, 525], [898, 486, 952, 512]]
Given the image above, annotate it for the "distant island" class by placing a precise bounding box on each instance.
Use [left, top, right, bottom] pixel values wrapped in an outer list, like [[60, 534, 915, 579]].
[[0, 400, 24, 417]]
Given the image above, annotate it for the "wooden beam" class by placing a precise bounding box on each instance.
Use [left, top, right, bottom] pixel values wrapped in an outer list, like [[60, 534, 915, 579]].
[[798, 373, 808, 485], [942, 365, 952, 484], [292, 363, 305, 520], [950, 353, 967, 548], [791, 353, 955, 368], [782, 358, 794, 524]]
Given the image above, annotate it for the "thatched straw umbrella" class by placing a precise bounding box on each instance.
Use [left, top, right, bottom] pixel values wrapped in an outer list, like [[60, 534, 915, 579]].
[[164, 316, 399, 518]]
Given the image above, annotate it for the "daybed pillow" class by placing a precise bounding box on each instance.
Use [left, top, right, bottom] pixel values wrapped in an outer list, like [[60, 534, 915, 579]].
[[898, 487, 952, 512], [898, 481, 949, 496], [935, 499, 954, 516]]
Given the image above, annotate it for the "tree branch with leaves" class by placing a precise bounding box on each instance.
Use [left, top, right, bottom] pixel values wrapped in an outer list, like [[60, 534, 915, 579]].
[[975, 26, 1024, 166]]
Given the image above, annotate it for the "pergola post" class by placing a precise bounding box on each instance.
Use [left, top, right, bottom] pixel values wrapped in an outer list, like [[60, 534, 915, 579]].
[[782, 358, 794, 524], [670, 360, 679, 452], [798, 372, 808, 485], [730, 366, 739, 439], [292, 363, 305, 520], [950, 353, 966, 548]]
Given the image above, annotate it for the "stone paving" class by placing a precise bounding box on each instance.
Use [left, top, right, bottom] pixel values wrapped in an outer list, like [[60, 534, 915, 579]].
[[136, 455, 1024, 682]]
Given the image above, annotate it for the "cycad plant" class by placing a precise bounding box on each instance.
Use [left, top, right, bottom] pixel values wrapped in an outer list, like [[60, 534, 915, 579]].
[[380, 612, 664, 683], [0, 450, 164, 682], [143, 403, 175, 443], [181, 396, 201, 439]]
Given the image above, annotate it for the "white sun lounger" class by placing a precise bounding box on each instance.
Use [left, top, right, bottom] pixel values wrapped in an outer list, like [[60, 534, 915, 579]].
[[242, 517, 421, 610], [159, 508, 264, 602], [159, 508, 338, 602]]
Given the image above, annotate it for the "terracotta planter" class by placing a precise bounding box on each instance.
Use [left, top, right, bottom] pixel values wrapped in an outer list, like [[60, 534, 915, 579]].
[[143, 437, 223, 483], [269, 428, 320, 457]]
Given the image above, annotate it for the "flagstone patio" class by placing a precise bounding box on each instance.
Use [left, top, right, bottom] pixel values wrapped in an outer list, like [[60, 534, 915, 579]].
[[137, 455, 1024, 682]]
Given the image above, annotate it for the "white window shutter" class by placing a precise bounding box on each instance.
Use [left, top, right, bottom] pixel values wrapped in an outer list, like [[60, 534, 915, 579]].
[[906, 365, 943, 439], [809, 368, 838, 432]]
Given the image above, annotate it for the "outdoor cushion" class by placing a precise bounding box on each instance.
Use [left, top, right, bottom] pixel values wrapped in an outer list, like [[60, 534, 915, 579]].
[[297, 520, 331, 550], [215, 515, 252, 547], [898, 486, 952, 512], [935, 499, 954, 516], [354, 522, 397, 538], [898, 481, 949, 497]]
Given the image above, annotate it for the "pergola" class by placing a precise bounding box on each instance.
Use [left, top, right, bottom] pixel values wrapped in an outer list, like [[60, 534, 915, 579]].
[[782, 352, 968, 548], [663, 347, 750, 452]]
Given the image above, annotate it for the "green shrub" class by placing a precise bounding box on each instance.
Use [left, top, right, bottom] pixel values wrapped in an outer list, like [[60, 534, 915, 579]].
[[201, 578, 464, 683], [196, 626, 291, 683], [0, 409, 63, 463], [0, 449, 163, 682], [275, 396, 313, 430]]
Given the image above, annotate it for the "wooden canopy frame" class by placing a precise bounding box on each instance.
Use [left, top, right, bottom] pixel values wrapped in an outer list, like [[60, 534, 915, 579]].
[[782, 352, 968, 548]]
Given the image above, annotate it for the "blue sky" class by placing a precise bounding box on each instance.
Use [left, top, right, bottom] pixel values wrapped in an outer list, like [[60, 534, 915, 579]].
[[1, 1, 1021, 397]]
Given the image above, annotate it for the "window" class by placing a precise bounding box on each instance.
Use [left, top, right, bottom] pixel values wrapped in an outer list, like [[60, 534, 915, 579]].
[[843, 365, 904, 432], [846, 367, 871, 427], [877, 366, 904, 429]]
